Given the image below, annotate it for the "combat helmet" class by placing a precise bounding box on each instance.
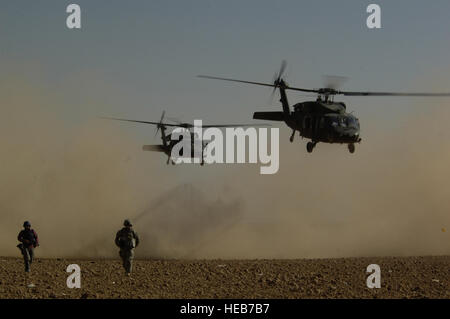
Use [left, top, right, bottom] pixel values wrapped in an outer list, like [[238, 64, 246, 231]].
[[123, 219, 132, 227]]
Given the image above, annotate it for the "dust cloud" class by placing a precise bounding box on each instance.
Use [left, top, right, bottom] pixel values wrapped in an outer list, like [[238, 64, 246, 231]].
[[208, 105, 450, 258], [0, 75, 244, 258], [0, 74, 449, 259]]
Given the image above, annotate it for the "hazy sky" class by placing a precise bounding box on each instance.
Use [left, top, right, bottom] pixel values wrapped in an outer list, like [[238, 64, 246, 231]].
[[2, 0, 450, 133]]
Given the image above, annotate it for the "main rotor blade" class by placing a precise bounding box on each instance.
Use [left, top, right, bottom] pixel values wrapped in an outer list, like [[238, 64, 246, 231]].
[[339, 91, 450, 97], [101, 117, 270, 129], [169, 122, 271, 128], [100, 117, 181, 127], [197, 75, 277, 88], [197, 75, 318, 93], [201, 123, 271, 128]]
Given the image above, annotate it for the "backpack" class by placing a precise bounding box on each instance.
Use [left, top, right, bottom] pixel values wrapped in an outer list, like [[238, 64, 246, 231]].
[[119, 229, 136, 249]]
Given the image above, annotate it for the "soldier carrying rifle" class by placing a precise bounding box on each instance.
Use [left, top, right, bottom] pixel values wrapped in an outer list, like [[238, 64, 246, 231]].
[[17, 221, 39, 273], [115, 219, 139, 276]]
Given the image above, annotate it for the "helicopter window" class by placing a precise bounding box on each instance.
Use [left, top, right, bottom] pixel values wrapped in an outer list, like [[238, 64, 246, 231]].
[[330, 118, 339, 127], [346, 117, 359, 128]]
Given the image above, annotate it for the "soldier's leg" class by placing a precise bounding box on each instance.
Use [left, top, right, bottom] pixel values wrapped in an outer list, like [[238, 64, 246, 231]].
[[122, 249, 133, 274], [29, 247, 34, 265], [123, 256, 128, 271], [124, 251, 131, 274], [119, 250, 126, 271], [127, 249, 135, 274], [23, 248, 31, 272]]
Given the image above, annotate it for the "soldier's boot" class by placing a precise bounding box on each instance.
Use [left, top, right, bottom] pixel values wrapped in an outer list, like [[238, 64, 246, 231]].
[[125, 259, 132, 275], [121, 257, 128, 274], [127, 260, 133, 274]]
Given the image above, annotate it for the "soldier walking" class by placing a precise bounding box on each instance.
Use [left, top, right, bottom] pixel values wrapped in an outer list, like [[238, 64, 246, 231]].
[[17, 221, 39, 273], [115, 219, 139, 276]]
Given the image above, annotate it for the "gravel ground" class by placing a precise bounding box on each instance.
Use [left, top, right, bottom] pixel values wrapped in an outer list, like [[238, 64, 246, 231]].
[[0, 256, 448, 299]]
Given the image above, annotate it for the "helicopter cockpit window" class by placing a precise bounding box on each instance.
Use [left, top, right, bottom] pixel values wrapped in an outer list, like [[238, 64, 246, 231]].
[[347, 117, 359, 128], [330, 118, 339, 127], [339, 117, 347, 128]]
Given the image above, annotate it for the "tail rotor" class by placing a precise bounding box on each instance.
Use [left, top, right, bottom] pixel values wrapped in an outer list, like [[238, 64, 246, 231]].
[[270, 60, 287, 102], [154, 110, 166, 138]]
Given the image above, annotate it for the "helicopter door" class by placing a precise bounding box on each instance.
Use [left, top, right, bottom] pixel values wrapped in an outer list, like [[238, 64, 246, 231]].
[[303, 116, 311, 136], [311, 116, 316, 138], [319, 117, 325, 129], [318, 117, 325, 139], [313, 117, 320, 138]]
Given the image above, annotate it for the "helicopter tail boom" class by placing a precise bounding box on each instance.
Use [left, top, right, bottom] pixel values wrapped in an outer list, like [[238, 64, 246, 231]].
[[142, 145, 166, 152], [253, 111, 284, 121], [278, 84, 291, 120]]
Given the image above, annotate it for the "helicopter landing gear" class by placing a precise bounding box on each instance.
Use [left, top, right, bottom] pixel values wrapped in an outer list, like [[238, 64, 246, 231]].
[[290, 130, 295, 143], [200, 151, 205, 166], [167, 156, 176, 165], [306, 141, 316, 153], [348, 143, 355, 154]]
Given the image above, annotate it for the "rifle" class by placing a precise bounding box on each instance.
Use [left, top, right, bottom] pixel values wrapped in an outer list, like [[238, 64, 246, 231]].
[[17, 243, 25, 255]]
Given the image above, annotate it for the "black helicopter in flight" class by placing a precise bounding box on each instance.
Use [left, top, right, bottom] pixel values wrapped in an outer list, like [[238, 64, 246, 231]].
[[199, 61, 450, 153], [102, 111, 266, 165]]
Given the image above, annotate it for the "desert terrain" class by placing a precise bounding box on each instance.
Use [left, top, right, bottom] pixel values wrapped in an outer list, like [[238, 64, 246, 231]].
[[0, 256, 448, 299]]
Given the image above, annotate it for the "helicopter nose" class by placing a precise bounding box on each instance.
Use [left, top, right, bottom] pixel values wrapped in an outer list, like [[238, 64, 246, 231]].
[[339, 129, 360, 141], [352, 131, 361, 142]]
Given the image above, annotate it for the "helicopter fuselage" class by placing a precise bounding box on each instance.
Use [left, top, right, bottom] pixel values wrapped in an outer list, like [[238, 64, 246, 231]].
[[288, 101, 361, 144], [253, 79, 362, 153], [144, 132, 207, 160]]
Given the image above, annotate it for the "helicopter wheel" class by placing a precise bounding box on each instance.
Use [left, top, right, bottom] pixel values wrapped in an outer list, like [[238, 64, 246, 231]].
[[348, 143, 355, 154], [200, 152, 205, 166], [306, 142, 315, 153]]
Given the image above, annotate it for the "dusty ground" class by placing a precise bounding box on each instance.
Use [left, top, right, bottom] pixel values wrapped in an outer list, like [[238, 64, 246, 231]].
[[0, 256, 448, 299]]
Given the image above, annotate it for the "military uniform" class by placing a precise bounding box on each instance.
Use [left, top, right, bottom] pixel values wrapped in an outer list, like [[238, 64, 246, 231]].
[[115, 220, 139, 275], [17, 221, 39, 273]]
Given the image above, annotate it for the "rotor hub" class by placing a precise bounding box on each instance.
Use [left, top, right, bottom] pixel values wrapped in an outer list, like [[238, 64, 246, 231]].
[[274, 78, 288, 88], [317, 88, 338, 96]]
